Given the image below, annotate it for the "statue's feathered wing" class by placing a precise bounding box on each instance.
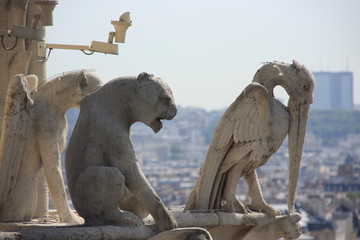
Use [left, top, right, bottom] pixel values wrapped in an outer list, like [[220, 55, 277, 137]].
[[185, 82, 272, 211], [0, 75, 36, 212]]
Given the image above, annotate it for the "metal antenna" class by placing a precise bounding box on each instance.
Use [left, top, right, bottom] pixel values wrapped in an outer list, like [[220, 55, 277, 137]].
[[320, 50, 323, 71]]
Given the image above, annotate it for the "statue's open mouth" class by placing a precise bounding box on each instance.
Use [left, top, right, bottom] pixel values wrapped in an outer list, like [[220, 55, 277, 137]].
[[150, 118, 165, 133], [150, 110, 176, 133], [156, 117, 164, 128]]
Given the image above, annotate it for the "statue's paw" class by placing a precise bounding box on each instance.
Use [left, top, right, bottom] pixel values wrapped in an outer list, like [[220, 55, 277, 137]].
[[265, 207, 281, 217], [247, 203, 280, 217], [220, 198, 250, 214], [155, 214, 178, 232], [61, 212, 84, 224]]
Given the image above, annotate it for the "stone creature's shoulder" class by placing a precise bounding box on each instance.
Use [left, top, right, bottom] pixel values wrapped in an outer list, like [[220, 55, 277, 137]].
[[76, 101, 127, 140]]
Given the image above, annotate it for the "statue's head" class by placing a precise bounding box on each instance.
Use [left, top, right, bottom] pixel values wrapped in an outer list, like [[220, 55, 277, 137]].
[[87, 72, 177, 133], [57, 70, 103, 108], [134, 72, 177, 133], [74, 70, 103, 106], [35, 70, 103, 109]]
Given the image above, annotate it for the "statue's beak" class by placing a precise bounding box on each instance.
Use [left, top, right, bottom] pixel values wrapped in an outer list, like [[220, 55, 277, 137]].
[[287, 97, 310, 213]]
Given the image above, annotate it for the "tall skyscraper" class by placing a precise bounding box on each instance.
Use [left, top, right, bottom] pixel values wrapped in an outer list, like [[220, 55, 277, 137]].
[[312, 72, 353, 110]]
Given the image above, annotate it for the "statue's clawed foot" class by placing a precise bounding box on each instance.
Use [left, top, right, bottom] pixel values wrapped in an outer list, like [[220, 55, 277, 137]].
[[152, 208, 178, 233], [247, 202, 280, 217], [60, 211, 84, 224], [220, 197, 251, 214]]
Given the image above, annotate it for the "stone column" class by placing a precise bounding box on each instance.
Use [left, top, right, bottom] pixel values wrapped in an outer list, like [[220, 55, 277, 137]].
[[0, 0, 48, 218], [26, 1, 49, 218], [0, 0, 31, 134]]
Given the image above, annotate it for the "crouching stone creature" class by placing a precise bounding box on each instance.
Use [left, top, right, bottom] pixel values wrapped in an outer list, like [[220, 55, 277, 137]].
[[0, 70, 103, 223], [65, 72, 178, 232]]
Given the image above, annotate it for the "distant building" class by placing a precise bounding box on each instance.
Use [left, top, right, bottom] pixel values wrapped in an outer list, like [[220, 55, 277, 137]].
[[323, 155, 360, 193], [307, 218, 334, 240], [324, 182, 360, 192], [312, 72, 353, 110]]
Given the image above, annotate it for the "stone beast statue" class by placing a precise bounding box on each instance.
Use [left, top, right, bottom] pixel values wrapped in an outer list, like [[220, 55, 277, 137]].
[[185, 61, 314, 216], [0, 71, 103, 223], [65, 72, 178, 231]]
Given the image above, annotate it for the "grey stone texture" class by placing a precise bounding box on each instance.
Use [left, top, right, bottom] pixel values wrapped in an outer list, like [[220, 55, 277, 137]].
[[185, 61, 315, 217], [0, 71, 103, 223], [65, 73, 178, 232]]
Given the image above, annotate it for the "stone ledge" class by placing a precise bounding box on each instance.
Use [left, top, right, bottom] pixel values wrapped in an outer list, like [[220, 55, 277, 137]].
[[0, 212, 302, 240]]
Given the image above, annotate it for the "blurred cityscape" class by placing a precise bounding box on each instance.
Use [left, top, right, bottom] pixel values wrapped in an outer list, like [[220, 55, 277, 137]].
[[63, 71, 360, 240], [131, 108, 360, 240]]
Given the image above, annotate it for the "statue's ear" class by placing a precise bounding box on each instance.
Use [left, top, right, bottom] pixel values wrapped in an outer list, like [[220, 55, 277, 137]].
[[291, 60, 302, 70], [11, 74, 35, 109], [25, 75, 38, 92], [76, 70, 88, 94], [137, 72, 154, 83]]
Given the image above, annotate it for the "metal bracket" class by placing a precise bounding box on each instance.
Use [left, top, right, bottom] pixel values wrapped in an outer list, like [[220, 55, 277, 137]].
[[37, 41, 119, 58], [10, 25, 45, 41]]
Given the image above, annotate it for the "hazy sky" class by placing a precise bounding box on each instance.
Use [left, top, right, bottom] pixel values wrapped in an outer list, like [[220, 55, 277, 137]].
[[46, 0, 360, 111]]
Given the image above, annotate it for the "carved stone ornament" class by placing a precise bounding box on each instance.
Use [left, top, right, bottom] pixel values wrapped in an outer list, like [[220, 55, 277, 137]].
[[0, 70, 103, 223], [0, 61, 315, 240], [185, 61, 314, 216]]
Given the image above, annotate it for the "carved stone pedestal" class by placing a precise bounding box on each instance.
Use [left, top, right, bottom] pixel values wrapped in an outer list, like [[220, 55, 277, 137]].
[[0, 211, 301, 240]]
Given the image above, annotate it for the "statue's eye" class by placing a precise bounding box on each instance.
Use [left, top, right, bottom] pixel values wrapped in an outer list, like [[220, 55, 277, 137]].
[[302, 84, 308, 91], [159, 95, 171, 104]]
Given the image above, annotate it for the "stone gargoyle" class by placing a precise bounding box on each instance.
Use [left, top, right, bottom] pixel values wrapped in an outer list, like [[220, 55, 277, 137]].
[[185, 61, 315, 217], [0, 70, 103, 223], [65, 72, 179, 232]]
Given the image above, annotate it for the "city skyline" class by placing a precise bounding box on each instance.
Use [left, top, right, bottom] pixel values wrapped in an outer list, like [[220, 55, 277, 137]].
[[313, 71, 354, 110], [46, 0, 360, 110]]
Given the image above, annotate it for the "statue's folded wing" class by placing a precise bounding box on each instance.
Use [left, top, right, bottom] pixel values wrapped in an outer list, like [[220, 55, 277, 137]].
[[0, 75, 36, 210], [185, 82, 272, 211], [213, 82, 271, 145]]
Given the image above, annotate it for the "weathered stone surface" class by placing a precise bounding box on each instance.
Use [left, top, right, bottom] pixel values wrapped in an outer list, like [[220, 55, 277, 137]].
[[185, 61, 315, 217], [0, 212, 301, 240], [0, 71, 102, 223], [66, 72, 178, 232], [0, 61, 313, 240]]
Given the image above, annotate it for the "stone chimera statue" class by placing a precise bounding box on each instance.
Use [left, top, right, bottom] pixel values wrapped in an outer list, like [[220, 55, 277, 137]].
[[185, 61, 315, 217], [0, 70, 102, 223], [65, 72, 178, 232]]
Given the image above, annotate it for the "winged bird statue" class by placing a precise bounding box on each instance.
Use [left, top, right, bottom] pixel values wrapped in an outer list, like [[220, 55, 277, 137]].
[[0, 71, 102, 222], [185, 60, 314, 216]]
